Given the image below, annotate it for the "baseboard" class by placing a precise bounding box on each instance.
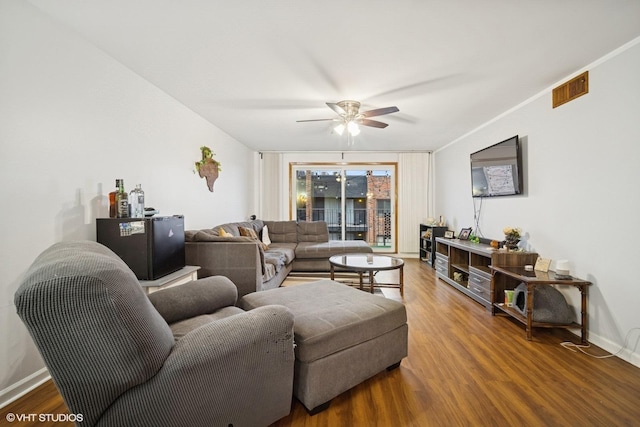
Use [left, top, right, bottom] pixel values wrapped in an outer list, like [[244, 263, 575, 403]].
[[0, 368, 50, 409], [587, 331, 640, 368], [396, 252, 419, 259]]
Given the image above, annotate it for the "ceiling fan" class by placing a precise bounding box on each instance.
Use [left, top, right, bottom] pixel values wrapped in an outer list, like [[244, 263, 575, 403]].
[[297, 100, 399, 136]]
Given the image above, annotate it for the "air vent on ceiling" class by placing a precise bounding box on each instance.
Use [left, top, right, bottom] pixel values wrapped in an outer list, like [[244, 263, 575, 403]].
[[552, 71, 588, 108]]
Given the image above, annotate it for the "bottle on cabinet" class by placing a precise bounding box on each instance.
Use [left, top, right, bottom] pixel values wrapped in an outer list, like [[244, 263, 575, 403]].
[[109, 179, 123, 218], [116, 179, 129, 218], [130, 184, 145, 218]]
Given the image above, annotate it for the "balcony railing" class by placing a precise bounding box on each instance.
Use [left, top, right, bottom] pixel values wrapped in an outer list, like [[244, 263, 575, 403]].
[[296, 208, 392, 247]]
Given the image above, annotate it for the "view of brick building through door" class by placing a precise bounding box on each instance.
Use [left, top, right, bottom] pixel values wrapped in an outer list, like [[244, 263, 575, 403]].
[[293, 166, 396, 251]]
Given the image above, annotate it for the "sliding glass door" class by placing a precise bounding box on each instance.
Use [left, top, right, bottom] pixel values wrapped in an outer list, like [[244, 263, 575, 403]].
[[291, 163, 396, 252]]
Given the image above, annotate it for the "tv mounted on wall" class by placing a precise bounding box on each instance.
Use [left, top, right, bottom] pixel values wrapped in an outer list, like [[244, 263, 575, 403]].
[[471, 135, 523, 197]]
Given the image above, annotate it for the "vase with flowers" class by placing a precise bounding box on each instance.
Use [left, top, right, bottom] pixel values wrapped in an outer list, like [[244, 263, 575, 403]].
[[503, 226, 521, 251]]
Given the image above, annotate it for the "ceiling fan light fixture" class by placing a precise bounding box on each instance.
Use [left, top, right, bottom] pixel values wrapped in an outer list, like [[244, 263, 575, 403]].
[[299, 100, 398, 137], [348, 121, 360, 136]]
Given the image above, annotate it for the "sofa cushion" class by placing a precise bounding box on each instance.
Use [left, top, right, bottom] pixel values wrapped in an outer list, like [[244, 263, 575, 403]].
[[197, 220, 264, 237], [264, 220, 297, 243], [185, 230, 253, 243], [297, 221, 329, 242], [266, 243, 296, 265], [244, 219, 265, 235], [239, 280, 407, 363], [262, 225, 272, 246], [195, 224, 234, 236], [264, 251, 286, 271], [239, 226, 269, 250], [295, 240, 372, 259]]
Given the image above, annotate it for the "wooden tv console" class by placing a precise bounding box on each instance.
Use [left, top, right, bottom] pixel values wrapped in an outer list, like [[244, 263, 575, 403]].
[[435, 237, 591, 342], [434, 238, 538, 310]]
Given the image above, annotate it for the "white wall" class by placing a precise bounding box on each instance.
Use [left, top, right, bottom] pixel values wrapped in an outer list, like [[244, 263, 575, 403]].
[[434, 38, 640, 366], [0, 2, 254, 404]]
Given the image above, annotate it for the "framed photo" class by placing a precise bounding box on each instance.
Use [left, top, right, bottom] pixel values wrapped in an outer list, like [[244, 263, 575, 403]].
[[458, 227, 472, 240], [444, 230, 454, 239]]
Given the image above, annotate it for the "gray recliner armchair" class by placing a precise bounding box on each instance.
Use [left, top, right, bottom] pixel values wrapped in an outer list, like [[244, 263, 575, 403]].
[[14, 241, 295, 427]]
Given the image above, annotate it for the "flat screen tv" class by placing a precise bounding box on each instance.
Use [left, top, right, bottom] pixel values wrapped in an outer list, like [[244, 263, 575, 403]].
[[471, 135, 522, 197]]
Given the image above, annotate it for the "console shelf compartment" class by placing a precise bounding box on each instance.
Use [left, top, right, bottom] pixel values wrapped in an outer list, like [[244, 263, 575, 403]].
[[419, 224, 448, 267]]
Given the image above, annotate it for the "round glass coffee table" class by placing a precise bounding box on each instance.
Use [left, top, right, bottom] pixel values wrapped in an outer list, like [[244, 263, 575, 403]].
[[329, 253, 405, 295]]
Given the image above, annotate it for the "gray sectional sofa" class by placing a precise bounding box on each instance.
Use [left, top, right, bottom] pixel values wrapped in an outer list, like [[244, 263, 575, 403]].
[[185, 219, 372, 297]]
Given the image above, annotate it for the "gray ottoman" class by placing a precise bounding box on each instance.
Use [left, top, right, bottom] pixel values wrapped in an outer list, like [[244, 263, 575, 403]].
[[239, 280, 408, 414]]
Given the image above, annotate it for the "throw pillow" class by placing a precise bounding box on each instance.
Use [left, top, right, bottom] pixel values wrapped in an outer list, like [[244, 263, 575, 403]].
[[262, 225, 272, 246], [219, 227, 232, 237], [239, 226, 269, 250]]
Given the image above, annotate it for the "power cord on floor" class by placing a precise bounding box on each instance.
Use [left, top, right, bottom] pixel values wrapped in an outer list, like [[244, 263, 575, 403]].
[[561, 327, 640, 359]]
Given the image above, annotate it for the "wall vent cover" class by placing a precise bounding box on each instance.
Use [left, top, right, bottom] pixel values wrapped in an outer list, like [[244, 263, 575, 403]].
[[552, 71, 588, 108]]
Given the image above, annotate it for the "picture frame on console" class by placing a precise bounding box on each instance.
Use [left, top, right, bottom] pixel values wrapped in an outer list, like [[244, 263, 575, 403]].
[[444, 230, 454, 239], [458, 228, 472, 240]]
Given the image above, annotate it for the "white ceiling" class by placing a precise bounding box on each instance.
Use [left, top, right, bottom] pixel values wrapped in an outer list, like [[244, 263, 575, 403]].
[[28, 0, 640, 152]]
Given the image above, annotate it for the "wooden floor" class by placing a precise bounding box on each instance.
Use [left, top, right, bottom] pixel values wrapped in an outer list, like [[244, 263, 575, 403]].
[[3, 259, 640, 426]]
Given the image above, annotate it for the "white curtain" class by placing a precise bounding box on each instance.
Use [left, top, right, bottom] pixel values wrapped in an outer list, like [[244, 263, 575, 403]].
[[398, 152, 432, 253], [259, 152, 283, 220]]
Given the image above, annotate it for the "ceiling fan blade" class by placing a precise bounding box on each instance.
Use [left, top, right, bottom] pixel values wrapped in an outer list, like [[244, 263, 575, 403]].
[[359, 118, 389, 129], [296, 118, 338, 123], [361, 106, 399, 118], [370, 75, 462, 99], [326, 102, 345, 115], [219, 99, 328, 110]]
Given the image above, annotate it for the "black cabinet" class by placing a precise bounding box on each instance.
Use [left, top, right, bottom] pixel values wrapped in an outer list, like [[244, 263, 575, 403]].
[[96, 216, 185, 280], [419, 224, 447, 267]]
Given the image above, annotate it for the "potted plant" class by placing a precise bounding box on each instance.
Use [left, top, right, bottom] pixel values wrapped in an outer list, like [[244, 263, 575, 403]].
[[503, 226, 521, 250]]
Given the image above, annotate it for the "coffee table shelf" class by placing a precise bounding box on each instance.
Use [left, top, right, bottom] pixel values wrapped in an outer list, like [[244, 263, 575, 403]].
[[329, 253, 404, 295]]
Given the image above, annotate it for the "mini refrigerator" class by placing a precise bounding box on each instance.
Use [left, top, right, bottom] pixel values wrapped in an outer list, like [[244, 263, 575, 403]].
[[96, 215, 185, 280]]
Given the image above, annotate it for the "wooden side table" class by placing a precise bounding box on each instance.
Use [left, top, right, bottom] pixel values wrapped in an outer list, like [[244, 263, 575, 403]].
[[490, 265, 591, 343], [139, 265, 200, 294]]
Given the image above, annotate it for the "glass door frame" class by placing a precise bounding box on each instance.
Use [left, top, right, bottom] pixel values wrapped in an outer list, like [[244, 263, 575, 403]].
[[289, 162, 398, 253]]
